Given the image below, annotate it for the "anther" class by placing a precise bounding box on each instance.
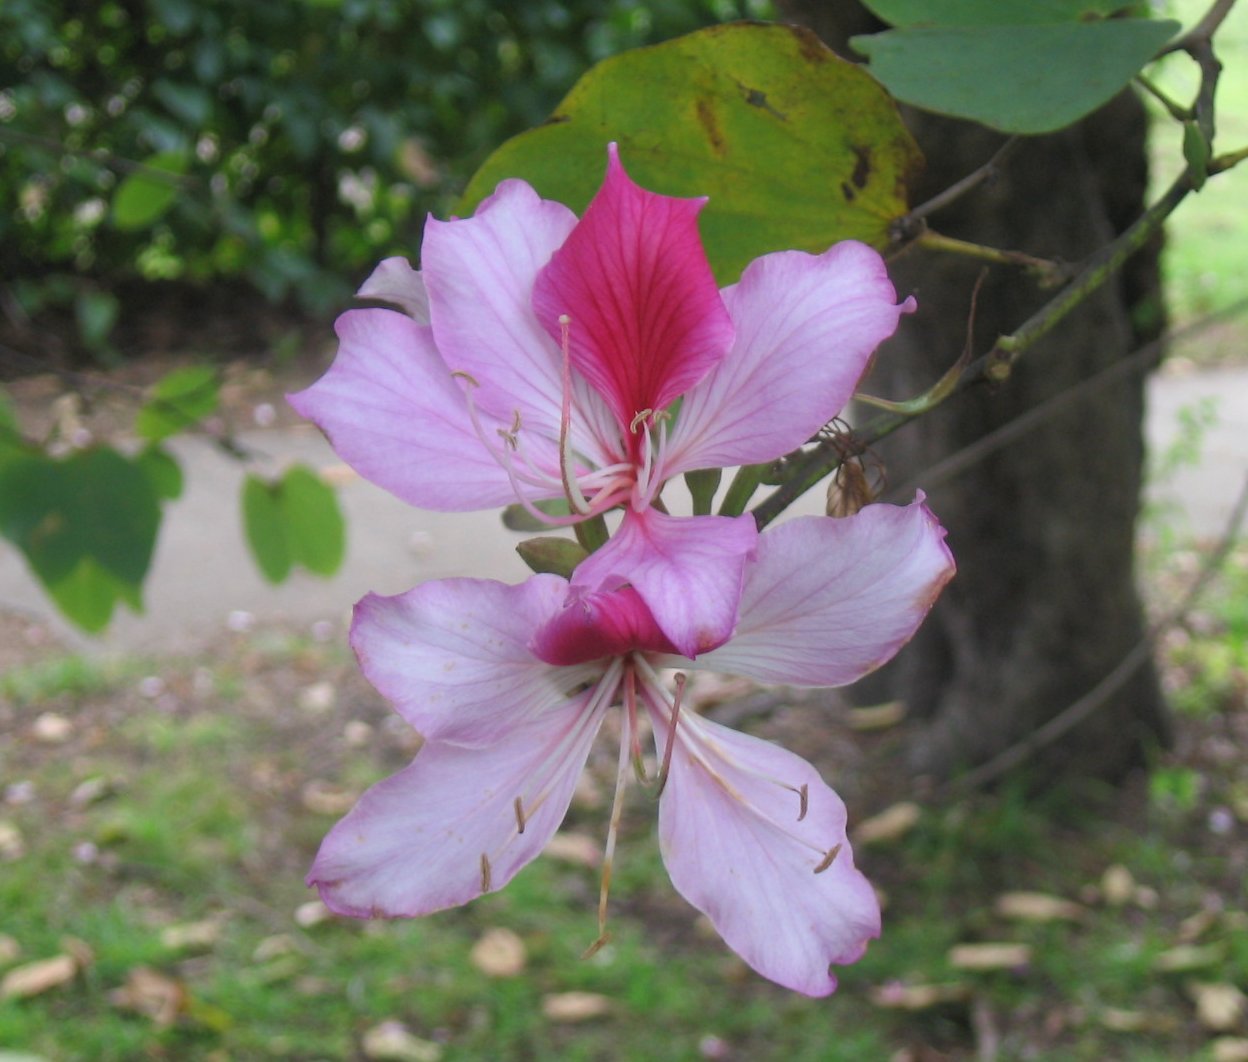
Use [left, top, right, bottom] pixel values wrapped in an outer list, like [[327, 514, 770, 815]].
[[630, 409, 653, 434], [813, 844, 842, 874], [797, 783, 809, 822], [582, 932, 611, 960], [480, 853, 492, 892], [513, 796, 526, 834], [451, 369, 480, 387]]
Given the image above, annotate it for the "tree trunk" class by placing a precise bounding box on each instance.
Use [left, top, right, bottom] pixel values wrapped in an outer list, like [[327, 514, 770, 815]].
[[780, 3, 1170, 782]]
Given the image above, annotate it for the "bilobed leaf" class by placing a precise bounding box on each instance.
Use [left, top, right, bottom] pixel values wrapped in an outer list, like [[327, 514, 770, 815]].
[[242, 474, 291, 584], [136, 446, 184, 501], [461, 23, 920, 283], [135, 365, 220, 442], [277, 465, 345, 577], [0, 447, 163, 632], [860, 0, 1134, 27], [111, 151, 188, 231], [852, 16, 1179, 134]]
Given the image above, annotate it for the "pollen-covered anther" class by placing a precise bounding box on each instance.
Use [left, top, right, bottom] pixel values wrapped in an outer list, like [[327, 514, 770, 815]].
[[813, 843, 842, 874], [450, 369, 480, 387], [797, 783, 809, 823], [582, 931, 612, 960], [480, 852, 492, 891], [513, 796, 527, 834], [497, 410, 522, 449], [629, 408, 654, 434]]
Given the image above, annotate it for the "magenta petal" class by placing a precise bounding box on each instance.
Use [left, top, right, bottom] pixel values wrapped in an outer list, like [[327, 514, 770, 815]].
[[288, 309, 524, 511], [666, 241, 916, 472], [656, 713, 880, 996], [350, 575, 594, 747], [695, 501, 955, 687], [357, 256, 430, 323], [572, 508, 757, 659], [531, 584, 679, 667], [309, 694, 605, 919], [532, 145, 734, 431]]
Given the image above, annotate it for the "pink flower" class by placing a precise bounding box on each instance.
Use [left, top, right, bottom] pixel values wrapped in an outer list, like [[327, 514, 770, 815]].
[[307, 499, 954, 996], [290, 145, 915, 657]]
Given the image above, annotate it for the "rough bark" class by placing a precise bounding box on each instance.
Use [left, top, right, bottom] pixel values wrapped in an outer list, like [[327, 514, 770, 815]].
[[780, 2, 1171, 782]]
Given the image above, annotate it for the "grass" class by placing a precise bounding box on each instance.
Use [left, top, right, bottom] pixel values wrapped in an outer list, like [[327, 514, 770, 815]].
[[1, 555, 1246, 1062]]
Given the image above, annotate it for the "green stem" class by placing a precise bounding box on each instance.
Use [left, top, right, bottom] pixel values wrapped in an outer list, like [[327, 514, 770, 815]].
[[573, 513, 610, 553], [719, 463, 767, 517]]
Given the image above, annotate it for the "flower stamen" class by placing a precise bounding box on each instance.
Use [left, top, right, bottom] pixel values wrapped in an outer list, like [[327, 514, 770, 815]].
[[558, 314, 593, 516], [813, 844, 842, 874], [480, 853, 492, 892], [654, 672, 686, 798], [513, 796, 527, 835], [587, 700, 633, 959]]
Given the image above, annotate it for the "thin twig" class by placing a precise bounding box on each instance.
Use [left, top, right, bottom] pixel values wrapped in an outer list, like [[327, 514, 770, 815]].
[[896, 138, 1020, 231], [949, 471, 1248, 792], [1159, 0, 1238, 56]]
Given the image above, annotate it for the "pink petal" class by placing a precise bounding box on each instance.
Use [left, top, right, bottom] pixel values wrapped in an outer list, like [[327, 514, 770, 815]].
[[532, 145, 734, 433], [288, 309, 526, 510], [309, 694, 605, 918], [572, 508, 757, 659], [350, 574, 596, 747], [693, 500, 954, 686], [530, 584, 679, 667], [357, 256, 430, 323], [655, 712, 880, 996], [422, 179, 613, 465], [666, 241, 916, 472]]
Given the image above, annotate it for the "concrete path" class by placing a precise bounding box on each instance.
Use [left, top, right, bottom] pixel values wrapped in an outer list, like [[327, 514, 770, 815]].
[[1, 363, 1245, 656]]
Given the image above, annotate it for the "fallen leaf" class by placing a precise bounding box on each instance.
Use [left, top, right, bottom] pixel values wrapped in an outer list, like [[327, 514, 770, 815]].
[[469, 928, 526, 978], [543, 831, 601, 868], [947, 943, 1031, 971], [69, 776, 117, 808], [1, 954, 78, 999], [252, 934, 299, 962], [853, 802, 921, 845], [845, 701, 907, 731], [1098, 1007, 1178, 1033], [869, 981, 971, 1009], [1154, 943, 1226, 973], [994, 891, 1085, 923], [301, 780, 357, 816], [1190, 982, 1248, 1031], [361, 1020, 443, 1061], [0, 934, 19, 965], [160, 919, 222, 952], [0, 822, 24, 862], [1178, 909, 1219, 943], [541, 991, 612, 1022], [298, 681, 336, 714], [1100, 864, 1135, 906], [31, 712, 72, 744], [108, 966, 187, 1026], [1213, 1037, 1248, 1062], [294, 900, 332, 928]]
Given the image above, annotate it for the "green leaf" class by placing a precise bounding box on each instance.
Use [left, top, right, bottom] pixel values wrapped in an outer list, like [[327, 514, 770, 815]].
[[110, 151, 188, 231], [136, 446, 185, 501], [278, 465, 345, 577], [861, 0, 1137, 27], [460, 23, 920, 282], [0, 447, 162, 632], [242, 474, 291, 584], [134, 365, 220, 442], [242, 466, 345, 583], [74, 290, 120, 351], [151, 78, 213, 126], [852, 18, 1179, 134]]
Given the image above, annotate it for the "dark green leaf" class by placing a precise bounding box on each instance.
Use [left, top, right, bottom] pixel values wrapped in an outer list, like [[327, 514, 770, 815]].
[[852, 18, 1178, 134], [151, 79, 214, 127], [136, 446, 185, 501], [516, 536, 588, 578], [861, 0, 1135, 27], [134, 365, 220, 442], [461, 23, 920, 283], [111, 151, 188, 231], [242, 474, 291, 584], [0, 447, 162, 632], [74, 290, 120, 351], [278, 465, 345, 577]]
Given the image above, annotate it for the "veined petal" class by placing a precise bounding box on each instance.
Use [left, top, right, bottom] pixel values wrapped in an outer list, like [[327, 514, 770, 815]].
[[532, 145, 734, 432], [351, 575, 597, 747], [691, 501, 954, 687], [357, 256, 430, 323], [666, 242, 915, 472], [655, 712, 880, 997], [422, 179, 613, 465], [288, 309, 525, 510], [571, 508, 756, 659], [309, 694, 605, 919]]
